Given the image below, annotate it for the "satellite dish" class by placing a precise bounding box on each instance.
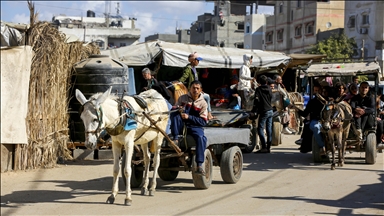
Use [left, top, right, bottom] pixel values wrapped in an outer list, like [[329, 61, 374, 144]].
[[326, 22, 332, 28]]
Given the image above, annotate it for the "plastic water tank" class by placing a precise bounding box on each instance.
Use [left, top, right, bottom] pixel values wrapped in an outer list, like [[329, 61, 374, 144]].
[[69, 55, 130, 142]]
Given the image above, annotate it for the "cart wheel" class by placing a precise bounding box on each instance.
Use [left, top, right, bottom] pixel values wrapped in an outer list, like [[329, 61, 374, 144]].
[[272, 122, 281, 146], [158, 157, 179, 181], [220, 146, 243, 184], [121, 151, 144, 188], [192, 149, 213, 189], [243, 126, 257, 153], [365, 133, 377, 164]]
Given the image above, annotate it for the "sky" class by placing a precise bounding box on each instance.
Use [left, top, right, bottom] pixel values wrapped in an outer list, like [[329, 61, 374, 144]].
[[1, 1, 274, 42]]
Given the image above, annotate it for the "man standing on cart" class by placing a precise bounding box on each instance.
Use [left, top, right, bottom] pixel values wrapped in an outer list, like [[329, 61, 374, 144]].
[[170, 80, 208, 176]]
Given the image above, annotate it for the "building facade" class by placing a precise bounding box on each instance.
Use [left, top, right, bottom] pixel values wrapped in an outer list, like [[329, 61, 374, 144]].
[[52, 10, 141, 50], [344, 1, 384, 72], [264, 0, 345, 53], [244, 14, 270, 50], [190, 1, 253, 48], [145, 29, 191, 43]]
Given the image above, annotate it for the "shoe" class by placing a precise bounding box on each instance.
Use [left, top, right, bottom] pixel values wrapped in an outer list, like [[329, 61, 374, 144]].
[[195, 166, 206, 176], [282, 127, 293, 135], [255, 148, 270, 153], [295, 138, 303, 145]]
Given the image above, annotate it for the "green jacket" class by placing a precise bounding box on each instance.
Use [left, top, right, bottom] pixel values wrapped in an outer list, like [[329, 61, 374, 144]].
[[179, 64, 199, 89]]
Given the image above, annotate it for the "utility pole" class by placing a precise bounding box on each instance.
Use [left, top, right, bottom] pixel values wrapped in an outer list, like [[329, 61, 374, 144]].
[[361, 39, 365, 60]]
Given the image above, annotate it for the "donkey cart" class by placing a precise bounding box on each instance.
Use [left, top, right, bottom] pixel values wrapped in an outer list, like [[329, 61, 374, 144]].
[[122, 109, 253, 189], [304, 61, 381, 165]]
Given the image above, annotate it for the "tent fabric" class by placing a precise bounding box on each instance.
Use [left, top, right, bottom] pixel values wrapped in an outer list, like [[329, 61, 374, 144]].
[[1, 46, 33, 144], [101, 41, 161, 66], [101, 40, 291, 69], [306, 62, 381, 77]]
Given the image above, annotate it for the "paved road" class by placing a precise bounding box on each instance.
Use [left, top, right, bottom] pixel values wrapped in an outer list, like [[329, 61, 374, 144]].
[[1, 134, 383, 215]]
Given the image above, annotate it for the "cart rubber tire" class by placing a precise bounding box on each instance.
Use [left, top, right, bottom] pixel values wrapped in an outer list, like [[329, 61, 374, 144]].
[[243, 127, 257, 153], [158, 158, 179, 181], [192, 149, 213, 189], [365, 133, 377, 164], [312, 136, 322, 163], [121, 151, 144, 188], [272, 122, 280, 146], [220, 146, 243, 184]]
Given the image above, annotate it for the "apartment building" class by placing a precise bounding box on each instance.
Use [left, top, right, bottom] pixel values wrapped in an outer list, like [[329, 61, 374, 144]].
[[344, 1, 384, 72], [51, 10, 141, 50], [190, 1, 258, 48], [244, 14, 271, 50], [264, 0, 344, 53]]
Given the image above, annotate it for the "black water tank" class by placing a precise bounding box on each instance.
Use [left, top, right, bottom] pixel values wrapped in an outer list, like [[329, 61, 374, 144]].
[[69, 55, 129, 142], [87, 10, 95, 17]]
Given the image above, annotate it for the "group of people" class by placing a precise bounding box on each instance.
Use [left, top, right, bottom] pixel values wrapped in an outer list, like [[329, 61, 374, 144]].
[[292, 76, 380, 155], [140, 52, 211, 176]]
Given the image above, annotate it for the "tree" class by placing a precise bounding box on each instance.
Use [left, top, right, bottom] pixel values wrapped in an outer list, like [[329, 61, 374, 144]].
[[306, 32, 357, 61], [306, 32, 364, 83]]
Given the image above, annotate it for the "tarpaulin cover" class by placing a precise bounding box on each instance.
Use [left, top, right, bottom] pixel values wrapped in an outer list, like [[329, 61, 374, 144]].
[[1, 46, 32, 144], [101, 40, 291, 69], [306, 62, 381, 77]]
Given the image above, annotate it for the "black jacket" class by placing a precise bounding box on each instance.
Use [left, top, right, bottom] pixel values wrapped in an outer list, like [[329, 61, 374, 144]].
[[298, 96, 324, 121], [254, 85, 272, 113], [350, 94, 375, 115]]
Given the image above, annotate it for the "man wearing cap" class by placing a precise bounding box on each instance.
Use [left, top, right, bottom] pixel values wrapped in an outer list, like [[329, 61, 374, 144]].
[[179, 52, 214, 120]]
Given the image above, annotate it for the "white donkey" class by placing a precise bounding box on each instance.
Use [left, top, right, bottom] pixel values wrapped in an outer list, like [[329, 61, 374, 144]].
[[76, 87, 169, 206]]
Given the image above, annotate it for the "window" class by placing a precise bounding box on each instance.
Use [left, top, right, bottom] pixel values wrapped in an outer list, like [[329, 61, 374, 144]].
[[236, 43, 244, 48], [347, 16, 356, 28], [238, 23, 244, 31], [245, 22, 250, 33], [119, 43, 126, 47], [279, 3, 283, 13], [277, 29, 284, 42], [295, 25, 302, 37], [291, 10, 293, 21], [362, 14, 369, 25], [212, 23, 215, 31], [266, 31, 274, 43], [297, 0, 301, 8], [305, 22, 314, 35]]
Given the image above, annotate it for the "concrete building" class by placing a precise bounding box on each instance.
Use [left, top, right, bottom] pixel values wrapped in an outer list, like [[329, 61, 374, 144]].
[[144, 29, 191, 43], [264, 0, 345, 53], [244, 14, 271, 50], [190, 1, 263, 48], [51, 10, 141, 50], [344, 1, 384, 73]]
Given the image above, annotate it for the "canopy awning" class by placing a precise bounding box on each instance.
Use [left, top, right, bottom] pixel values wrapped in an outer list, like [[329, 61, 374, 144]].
[[306, 62, 381, 77], [101, 40, 291, 69]]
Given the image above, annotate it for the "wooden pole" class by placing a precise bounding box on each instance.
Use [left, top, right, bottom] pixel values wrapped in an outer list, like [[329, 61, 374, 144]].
[[142, 112, 182, 155]]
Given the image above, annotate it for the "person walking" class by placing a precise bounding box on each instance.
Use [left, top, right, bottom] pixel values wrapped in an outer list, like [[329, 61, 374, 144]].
[[254, 75, 273, 153]]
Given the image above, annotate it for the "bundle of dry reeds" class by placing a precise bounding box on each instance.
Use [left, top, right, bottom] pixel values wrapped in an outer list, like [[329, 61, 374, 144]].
[[14, 2, 100, 170]]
